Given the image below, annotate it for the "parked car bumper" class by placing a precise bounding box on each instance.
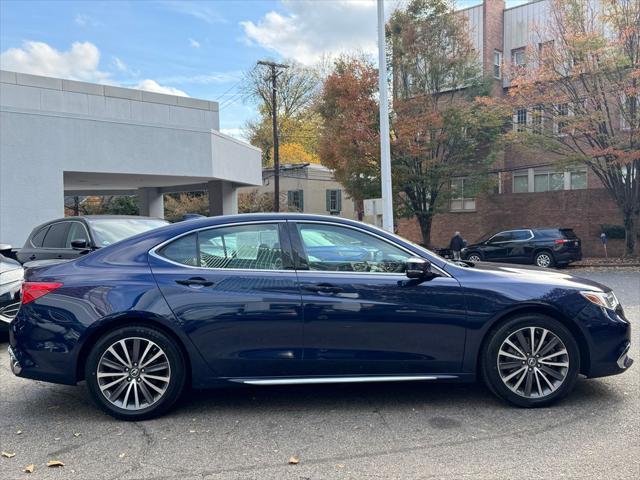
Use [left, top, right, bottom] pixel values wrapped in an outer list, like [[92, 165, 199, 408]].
[[554, 249, 582, 265]]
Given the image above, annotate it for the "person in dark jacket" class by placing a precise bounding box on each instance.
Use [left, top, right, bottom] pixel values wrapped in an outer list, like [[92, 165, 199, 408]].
[[449, 231, 465, 260]]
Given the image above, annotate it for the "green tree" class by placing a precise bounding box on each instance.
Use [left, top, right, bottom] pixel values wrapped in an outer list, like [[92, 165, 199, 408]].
[[388, 0, 507, 245]]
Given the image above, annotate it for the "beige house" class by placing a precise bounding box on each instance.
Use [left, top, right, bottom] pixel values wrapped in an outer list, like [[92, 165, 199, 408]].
[[238, 163, 358, 220]]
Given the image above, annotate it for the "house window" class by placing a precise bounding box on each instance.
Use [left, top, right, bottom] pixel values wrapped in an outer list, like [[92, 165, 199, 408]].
[[513, 173, 529, 193], [326, 189, 342, 214], [512, 48, 526, 67], [554, 103, 570, 135], [287, 190, 304, 212], [534, 170, 565, 192], [450, 177, 476, 211], [570, 169, 587, 189], [513, 108, 528, 132], [531, 105, 544, 134], [493, 50, 502, 79]]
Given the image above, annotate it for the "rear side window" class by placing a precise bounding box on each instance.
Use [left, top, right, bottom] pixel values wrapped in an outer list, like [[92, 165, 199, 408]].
[[158, 233, 198, 267], [31, 226, 49, 247], [42, 222, 71, 248]]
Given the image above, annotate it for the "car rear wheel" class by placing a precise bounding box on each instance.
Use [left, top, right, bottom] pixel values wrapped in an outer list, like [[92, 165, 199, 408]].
[[534, 251, 554, 268], [85, 325, 186, 420], [467, 253, 482, 262], [481, 314, 579, 407]]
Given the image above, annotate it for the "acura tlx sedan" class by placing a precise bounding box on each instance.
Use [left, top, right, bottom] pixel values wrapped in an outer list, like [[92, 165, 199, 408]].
[[8, 214, 633, 420]]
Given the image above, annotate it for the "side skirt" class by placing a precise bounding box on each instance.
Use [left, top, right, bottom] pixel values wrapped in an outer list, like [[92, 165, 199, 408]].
[[228, 375, 459, 386]]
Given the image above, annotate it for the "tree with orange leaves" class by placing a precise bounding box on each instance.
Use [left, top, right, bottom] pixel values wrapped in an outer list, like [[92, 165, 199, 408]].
[[508, 0, 639, 255]]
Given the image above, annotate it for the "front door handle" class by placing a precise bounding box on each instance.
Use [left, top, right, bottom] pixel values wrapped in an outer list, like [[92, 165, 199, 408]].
[[302, 284, 343, 295], [175, 277, 214, 287]]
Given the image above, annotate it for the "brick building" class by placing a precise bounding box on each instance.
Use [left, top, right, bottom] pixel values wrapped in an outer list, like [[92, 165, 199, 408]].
[[395, 0, 626, 257]]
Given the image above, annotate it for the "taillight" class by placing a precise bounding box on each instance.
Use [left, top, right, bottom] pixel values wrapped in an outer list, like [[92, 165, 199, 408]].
[[21, 282, 63, 305], [554, 239, 570, 244]]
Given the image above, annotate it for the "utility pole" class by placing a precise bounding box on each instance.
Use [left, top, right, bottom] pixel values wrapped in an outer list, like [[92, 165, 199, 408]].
[[257, 60, 289, 212], [377, 0, 394, 232]]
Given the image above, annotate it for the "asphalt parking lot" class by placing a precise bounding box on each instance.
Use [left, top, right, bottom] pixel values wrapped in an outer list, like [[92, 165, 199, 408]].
[[1, 268, 638, 480]]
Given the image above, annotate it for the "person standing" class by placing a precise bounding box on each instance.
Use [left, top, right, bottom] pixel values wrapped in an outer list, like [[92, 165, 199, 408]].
[[449, 231, 465, 260]]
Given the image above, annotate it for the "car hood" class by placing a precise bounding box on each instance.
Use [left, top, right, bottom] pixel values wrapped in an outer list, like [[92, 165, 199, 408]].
[[454, 261, 610, 292]]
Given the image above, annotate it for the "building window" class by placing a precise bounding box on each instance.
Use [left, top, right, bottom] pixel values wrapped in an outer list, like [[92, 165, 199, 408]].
[[513, 108, 528, 132], [287, 190, 304, 212], [531, 105, 544, 134], [534, 170, 565, 192], [493, 50, 502, 79], [554, 103, 571, 135], [570, 169, 587, 189], [512, 48, 526, 67], [326, 189, 342, 213], [450, 177, 476, 211], [513, 173, 529, 193]]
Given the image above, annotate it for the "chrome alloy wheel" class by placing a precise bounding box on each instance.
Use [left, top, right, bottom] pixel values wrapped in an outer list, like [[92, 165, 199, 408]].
[[497, 327, 569, 398], [468, 254, 481, 262], [97, 337, 171, 410], [535, 253, 552, 268]]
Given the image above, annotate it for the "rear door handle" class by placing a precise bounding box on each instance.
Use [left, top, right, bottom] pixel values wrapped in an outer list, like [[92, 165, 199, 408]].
[[175, 277, 214, 287], [302, 284, 343, 295]]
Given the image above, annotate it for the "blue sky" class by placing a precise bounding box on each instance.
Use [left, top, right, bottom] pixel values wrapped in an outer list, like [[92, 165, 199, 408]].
[[0, 0, 529, 138]]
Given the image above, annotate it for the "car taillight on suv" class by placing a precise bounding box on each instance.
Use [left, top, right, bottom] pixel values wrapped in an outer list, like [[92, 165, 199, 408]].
[[21, 282, 63, 304]]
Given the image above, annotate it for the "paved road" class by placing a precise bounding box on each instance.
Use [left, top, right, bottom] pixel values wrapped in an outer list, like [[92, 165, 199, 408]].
[[1, 269, 638, 480]]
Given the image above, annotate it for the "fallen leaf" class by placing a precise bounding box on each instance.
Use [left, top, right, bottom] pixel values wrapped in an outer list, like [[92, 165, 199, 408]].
[[336, 464, 345, 469], [1, 451, 16, 458], [73, 433, 81, 437], [16, 430, 23, 435], [118, 453, 126, 459], [46, 460, 64, 467], [24, 464, 35, 473], [54, 437, 61, 441], [189, 429, 196, 433], [288, 456, 300, 465]]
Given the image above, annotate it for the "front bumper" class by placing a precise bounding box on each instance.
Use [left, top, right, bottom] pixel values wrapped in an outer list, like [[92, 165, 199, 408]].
[[617, 342, 633, 370]]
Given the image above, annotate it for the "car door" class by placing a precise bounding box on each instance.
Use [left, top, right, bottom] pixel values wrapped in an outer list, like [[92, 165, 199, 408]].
[[290, 221, 466, 376], [482, 231, 513, 261], [149, 221, 305, 378], [506, 229, 534, 263], [39, 222, 79, 261]]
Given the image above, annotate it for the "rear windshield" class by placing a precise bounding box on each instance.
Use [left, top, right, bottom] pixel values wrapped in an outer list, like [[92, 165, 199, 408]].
[[89, 218, 169, 246]]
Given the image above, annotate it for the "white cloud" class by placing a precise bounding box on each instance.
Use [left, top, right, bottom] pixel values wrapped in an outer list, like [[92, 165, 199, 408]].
[[1, 40, 188, 97], [74, 13, 100, 27], [160, 1, 226, 24], [241, 0, 383, 64], [134, 79, 188, 97], [0, 40, 110, 82], [188, 38, 201, 48]]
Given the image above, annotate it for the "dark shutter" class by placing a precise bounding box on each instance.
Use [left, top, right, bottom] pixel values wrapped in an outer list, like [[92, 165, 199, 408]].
[[325, 190, 331, 212], [336, 190, 342, 212], [299, 190, 304, 212]]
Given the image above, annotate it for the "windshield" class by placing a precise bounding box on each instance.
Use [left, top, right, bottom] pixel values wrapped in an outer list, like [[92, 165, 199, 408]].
[[89, 218, 169, 247]]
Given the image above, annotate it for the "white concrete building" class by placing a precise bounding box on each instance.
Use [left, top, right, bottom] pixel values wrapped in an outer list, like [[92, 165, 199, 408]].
[[0, 70, 262, 246]]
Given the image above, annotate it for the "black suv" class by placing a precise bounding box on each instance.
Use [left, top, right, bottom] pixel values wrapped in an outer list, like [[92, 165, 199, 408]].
[[16, 216, 168, 264], [461, 228, 582, 268]]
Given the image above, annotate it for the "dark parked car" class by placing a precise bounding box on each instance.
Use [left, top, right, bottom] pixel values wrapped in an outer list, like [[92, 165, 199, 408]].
[[461, 228, 582, 268], [16, 216, 169, 264], [9, 214, 631, 420], [0, 253, 23, 332]]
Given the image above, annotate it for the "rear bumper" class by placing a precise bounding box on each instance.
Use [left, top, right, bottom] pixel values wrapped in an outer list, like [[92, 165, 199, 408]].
[[554, 250, 582, 264]]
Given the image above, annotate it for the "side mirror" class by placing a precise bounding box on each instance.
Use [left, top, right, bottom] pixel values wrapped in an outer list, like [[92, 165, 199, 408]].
[[71, 239, 89, 250], [405, 257, 434, 280]]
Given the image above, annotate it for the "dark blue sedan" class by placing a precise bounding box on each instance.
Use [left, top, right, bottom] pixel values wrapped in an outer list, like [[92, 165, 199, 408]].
[[8, 214, 633, 420]]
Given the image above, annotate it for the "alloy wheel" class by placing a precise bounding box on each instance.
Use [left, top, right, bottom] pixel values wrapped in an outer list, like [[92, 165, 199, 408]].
[[536, 253, 552, 268], [97, 337, 171, 410], [468, 254, 481, 262], [497, 327, 569, 398]]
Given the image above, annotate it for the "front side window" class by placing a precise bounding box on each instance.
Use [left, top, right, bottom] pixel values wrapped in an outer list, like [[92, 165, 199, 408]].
[[158, 223, 284, 270], [488, 232, 513, 243], [66, 222, 91, 248], [511, 230, 532, 241], [296, 223, 410, 273], [43, 222, 71, 248]]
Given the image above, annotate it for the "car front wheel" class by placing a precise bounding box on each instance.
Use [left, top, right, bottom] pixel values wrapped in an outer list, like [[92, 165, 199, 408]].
[[481, 315, 579, 407], [467, 253, 482, 262], [85, 325, 186, 420]]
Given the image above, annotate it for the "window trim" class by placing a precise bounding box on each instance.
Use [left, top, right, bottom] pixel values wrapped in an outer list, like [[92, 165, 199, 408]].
[[150, 220, 293, 272], [486, 229, 534, 244]]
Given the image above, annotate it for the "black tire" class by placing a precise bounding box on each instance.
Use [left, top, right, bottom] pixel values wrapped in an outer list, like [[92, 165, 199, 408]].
[[481, 314, 580, 407], [466, 252, 482, 262], [85, 324, 186, 420], [534, 250, 555, 268]]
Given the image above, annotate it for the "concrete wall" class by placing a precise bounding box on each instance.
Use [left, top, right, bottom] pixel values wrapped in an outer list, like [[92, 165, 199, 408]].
[[0, 70, 262, 246]]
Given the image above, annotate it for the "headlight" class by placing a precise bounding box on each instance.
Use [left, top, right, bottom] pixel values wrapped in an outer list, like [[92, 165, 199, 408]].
[[580, 290, 620, 311]]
